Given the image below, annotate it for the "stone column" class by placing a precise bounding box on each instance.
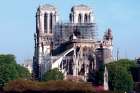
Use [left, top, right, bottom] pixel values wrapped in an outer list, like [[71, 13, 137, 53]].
[[39, 12, 43, 33], [82, 13, 84, 23], [90, 13, 95, 23], [88, 14, 90, 23], [56, 13, 59, 23], [75, 13, 78, 23]]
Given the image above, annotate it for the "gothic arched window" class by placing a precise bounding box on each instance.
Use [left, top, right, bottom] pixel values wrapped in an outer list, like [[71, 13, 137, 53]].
[[78, 14, 82, 23], [84, 14, 88, 23], [69, 13, 72, 22], [50, 13, 53, 33], [44, 13, 48, 33]]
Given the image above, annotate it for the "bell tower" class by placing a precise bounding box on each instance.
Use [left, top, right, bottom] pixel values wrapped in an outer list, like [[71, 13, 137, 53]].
[[69, 4, 95, 23], [33, 4, 58, 79], [36, 4, 58, 62]]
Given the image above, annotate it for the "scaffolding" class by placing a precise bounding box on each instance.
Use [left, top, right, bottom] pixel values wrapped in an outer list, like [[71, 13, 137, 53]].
[[53, 23, 97, 49]]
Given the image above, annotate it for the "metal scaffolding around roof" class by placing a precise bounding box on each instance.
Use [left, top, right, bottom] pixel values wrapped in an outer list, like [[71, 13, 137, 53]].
[[53, 23, 97, 48]]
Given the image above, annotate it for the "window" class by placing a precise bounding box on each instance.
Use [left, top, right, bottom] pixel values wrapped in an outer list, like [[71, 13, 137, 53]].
[[69, 13, 72, 22], [50, 13, 53, 33], [78, 14, 82, 23], [44, 13, 48, 33], [84, 14, 88, 23]]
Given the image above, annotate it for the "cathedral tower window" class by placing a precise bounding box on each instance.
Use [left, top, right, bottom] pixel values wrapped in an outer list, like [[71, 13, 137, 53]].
[[84, 14, 88, 23], [78, 14, 82, 23], [69, 13, 72, 22], [50, 13, 53, 33], [44, 13, 48, 33]]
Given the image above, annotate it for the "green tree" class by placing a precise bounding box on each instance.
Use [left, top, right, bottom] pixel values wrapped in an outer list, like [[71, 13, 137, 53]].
[[42, 68, 64, 81], [107, 59, 135, 92], [114, 59, 136, 72], [0, 64, 18, 86], [16, 64, 30, 79], [0, 54, 16, 65], [0, 54, 30, 86]]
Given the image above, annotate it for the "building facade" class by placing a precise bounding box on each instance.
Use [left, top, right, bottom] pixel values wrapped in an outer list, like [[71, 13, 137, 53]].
[[33, 4, 113, 81]]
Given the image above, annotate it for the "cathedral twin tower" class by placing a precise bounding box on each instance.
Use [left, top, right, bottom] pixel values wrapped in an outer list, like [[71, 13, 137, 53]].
[[36, 4, 94, 34], [36, 4, 58, 34]]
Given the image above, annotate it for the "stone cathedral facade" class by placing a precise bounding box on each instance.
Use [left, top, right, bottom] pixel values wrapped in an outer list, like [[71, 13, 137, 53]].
[[33, 4, 113, 81]]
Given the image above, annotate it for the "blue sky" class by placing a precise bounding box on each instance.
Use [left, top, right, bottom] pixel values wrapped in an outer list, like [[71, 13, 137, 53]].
[[0, 0, 140, 63]]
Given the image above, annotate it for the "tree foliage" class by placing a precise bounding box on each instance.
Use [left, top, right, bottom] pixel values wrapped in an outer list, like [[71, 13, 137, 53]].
[[42, 68, 64, 81], [16, 64, 30, 79], [4, 79, 96, 93], [0, 64, 18, 86], [4, 79, 124, 93], [0, 54, 30, 86], [0, 54, 16, 64], [107, 59, 135, 92], [113, 59, 136, 71]]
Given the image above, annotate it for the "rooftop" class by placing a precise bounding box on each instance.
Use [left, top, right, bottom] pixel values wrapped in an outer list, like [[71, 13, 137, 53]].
[[39, 4, 57, 11], [71, 4, 91, 11]]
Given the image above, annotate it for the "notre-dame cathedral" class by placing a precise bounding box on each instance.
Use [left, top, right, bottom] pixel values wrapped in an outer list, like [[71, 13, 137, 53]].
[[33, 4, 113, 82]]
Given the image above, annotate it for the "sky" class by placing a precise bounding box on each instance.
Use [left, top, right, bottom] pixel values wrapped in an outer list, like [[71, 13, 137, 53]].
[[0, 0, 140, 63]]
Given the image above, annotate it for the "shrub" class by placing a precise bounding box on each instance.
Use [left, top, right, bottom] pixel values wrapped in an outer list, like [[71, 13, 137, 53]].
[[42, 68, 64, 81], [4, 79, 97, 93], [4, 79, 41, 92], [4, 79, 124, 93], [43, 80, 95, 92]]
